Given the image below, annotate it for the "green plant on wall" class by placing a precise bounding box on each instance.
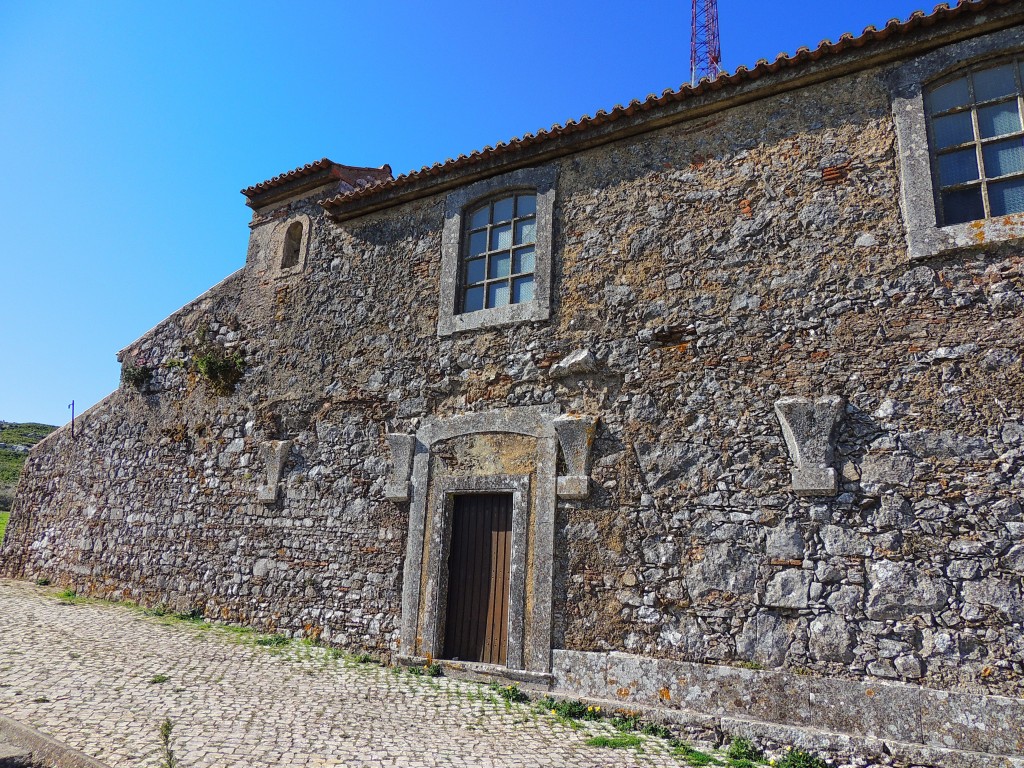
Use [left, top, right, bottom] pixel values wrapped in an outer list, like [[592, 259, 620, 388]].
[[192, 338, 245, 396], [121, 357, 153, 390]]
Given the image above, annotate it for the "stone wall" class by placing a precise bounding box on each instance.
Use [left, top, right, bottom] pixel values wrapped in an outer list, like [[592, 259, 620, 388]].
[[3, 20, 1023, 761]]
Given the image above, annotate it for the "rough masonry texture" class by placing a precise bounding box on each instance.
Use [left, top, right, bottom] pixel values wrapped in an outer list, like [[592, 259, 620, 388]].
[[4, 3, 1024, 765]]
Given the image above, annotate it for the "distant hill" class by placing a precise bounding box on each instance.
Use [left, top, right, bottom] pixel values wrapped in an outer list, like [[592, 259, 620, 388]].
[[0, 421, 57, 513]]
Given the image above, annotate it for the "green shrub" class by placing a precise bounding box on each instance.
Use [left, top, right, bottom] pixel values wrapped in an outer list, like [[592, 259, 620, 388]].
[[121, 358, 153, 389], [193, 343, 245, 395], [727, 737, 763, 762], [424, 662, 442, 677], [777, 747, 828, 768], [0, 511, 8, 545], [492, 683, 530, 703], [673, 743, 723, 766], [641, 721, 673, 739]]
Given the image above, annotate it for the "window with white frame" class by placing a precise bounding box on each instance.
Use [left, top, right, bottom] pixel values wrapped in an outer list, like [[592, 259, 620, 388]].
[[926, 56, 1024, 225]]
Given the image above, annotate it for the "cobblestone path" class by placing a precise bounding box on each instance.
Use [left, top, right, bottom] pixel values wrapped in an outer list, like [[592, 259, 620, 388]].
[[0, 580, 686, 767]]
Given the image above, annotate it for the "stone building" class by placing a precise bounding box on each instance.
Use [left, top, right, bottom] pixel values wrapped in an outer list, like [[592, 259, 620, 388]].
[[3, 1, 1024, 763]]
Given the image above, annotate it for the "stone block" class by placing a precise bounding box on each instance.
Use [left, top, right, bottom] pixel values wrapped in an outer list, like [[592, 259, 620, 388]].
[[763, 569, 811, 609], [766, 523, 804, 560], [808, 676, 922, 743], [550, 649, 607, 700], [384, 434, 415, 502], [821, 525, 871, 557], [865, 560, 948, 619], [668, 662, 813, 726], [684, 544, 760, 602], [556, 475, 589, 499], [860, 454, 915, 494], [605, 651, 661, 702], [922, 689, 1024, 756], [809, 615, 854, 662], [549, 348, 597, 378], [736, 612, 795, 668], [961, 577, 1024, 623]]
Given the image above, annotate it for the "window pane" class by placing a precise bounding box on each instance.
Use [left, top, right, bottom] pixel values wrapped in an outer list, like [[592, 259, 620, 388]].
[[941, 187, 985, 225], [490, 223, 512, 250], [978, 101, 1022, 138], [938, 148, 980, 186], [488, 282, 510, 308], [465, 257, 486, 285], [928, 77, 969, 113], [488, 252, 511, 279], [468, 229, 488, 256], [989, 178, 1024, 216], [973, 64, 1017, 102], [492, 196, 514, 222], [931, 111, 974, 148], [469, 204, 490, 229], [512, 276, 535, 304], [513, 246, 535, 274], [464, 286, 485, 312], [517, 194, 536, 217], [982, 137, 1024, 177], [514, 218, 536, 245]]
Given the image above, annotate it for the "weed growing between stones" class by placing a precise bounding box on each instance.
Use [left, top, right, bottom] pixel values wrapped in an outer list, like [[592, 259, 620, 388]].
[[254, 634, 290, 648], [535, 696, 601, 721], [192, 340, 245, 396], [775, 747, 828, 768], [149, 674, 170, 684], [492, 683, 530, 704], [120, 357, 153, 390], [585, 733, 643, 749], [158, 718, 180, 768], [728, 737, 764, 764]]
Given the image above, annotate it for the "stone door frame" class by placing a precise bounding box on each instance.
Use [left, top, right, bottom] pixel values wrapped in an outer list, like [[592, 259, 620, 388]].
[[399, 405, 559, 673]]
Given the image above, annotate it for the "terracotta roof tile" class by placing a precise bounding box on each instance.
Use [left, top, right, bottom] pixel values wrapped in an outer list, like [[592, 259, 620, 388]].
[[320, 0, 1016, 216], [242, 159, 393, 206], [242, 158, 336, 197]]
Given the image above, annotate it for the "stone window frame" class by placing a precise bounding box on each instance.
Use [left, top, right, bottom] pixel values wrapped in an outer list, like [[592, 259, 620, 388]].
[[924, 54, 1024, 226], [421, 474, 531, 669], [890, 28, 1024, 259], [437, 165, 557, 337], [273, 213, 311, 278], [399, 405, 559, 673]]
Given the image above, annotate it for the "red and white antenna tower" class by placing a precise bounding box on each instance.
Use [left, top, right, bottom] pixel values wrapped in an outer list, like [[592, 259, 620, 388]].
[[691, 0, 722, 86]]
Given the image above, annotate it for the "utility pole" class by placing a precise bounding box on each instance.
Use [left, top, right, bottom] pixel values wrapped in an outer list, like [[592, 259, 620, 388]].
[[691, 0, 722, 86]]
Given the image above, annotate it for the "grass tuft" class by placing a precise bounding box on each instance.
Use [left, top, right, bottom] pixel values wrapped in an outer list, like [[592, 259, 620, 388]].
[[586, 733, 643, 748], [254, 633, 290, 647]]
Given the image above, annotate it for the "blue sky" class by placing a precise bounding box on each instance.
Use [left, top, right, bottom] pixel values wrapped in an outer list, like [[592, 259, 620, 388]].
[[1, 0, 932, 426]]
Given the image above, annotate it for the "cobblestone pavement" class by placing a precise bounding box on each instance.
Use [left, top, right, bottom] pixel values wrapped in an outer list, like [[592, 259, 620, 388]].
[[0, 580, 687, 768]]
